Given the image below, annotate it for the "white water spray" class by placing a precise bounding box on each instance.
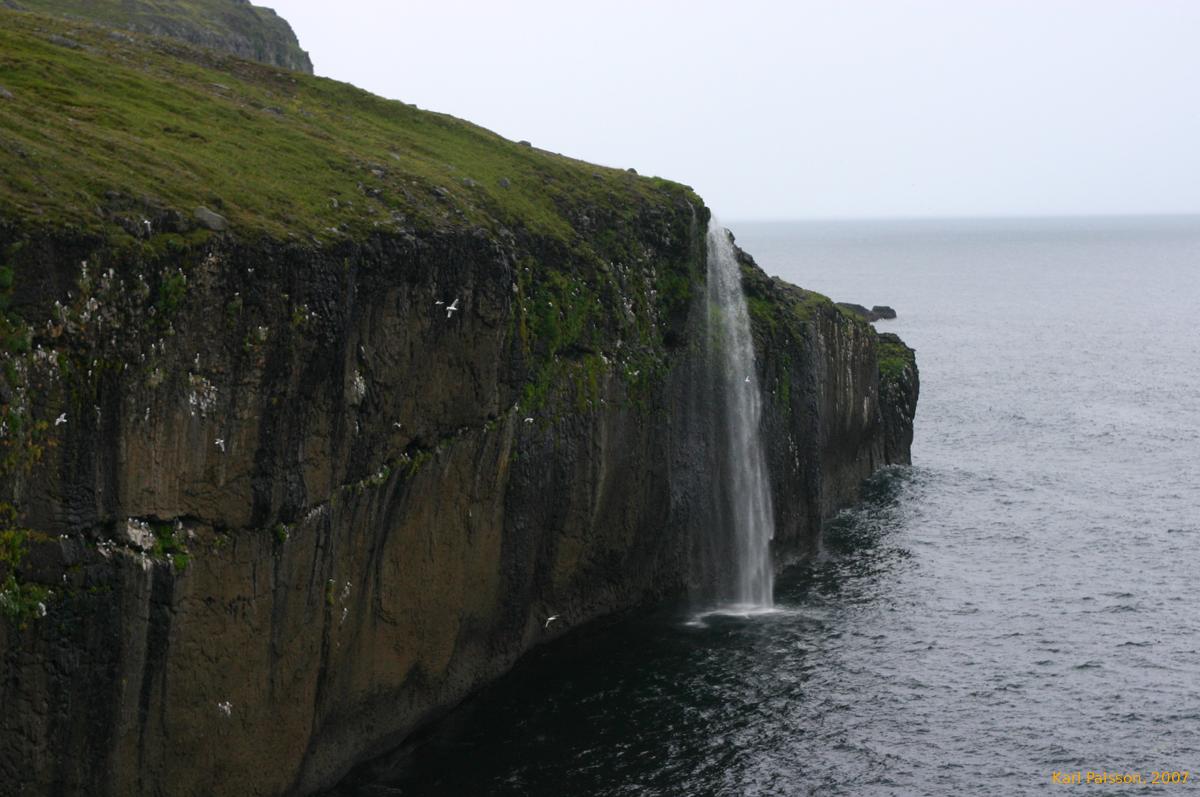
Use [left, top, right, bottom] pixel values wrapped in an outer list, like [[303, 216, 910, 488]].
[[706, 220, 776, 608]]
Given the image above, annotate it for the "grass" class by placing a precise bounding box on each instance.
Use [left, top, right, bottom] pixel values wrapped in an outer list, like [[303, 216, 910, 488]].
[[0, 8, 701, 248], [746, 280, 845, 334], [12, 0, 297, 33], [0, 7, 706, 431], [9, 0, 312, 72], [151, 521, 190, 570], [876, 332, 915, 381], [0, 527, 50, 594]]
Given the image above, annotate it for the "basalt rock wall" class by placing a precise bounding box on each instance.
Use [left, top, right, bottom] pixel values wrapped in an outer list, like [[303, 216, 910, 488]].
[[0, 212, 916, 795]]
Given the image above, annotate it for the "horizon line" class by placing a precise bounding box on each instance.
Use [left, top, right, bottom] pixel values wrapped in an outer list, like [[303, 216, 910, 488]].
[[722, 211, 1200, 225]]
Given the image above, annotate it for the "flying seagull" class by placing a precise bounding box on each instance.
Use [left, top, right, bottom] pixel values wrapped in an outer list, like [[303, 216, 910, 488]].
[[54, 413, 67, 426], [544, 614, 559, 629], [446, 298, 459, 318], [215, 438, 226, 452]]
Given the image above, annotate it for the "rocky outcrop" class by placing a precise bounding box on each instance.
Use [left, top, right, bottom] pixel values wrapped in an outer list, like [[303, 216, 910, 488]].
[[11, 0, 314, 73], [835, 302, 898, 322]]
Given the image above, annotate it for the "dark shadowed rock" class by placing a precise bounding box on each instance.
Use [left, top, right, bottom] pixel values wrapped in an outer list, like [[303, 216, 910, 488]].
[[837, 302, 880, 321], [193, 205, 228, 231], [0, 219, 918, 796], [837, 303, 897, 322]]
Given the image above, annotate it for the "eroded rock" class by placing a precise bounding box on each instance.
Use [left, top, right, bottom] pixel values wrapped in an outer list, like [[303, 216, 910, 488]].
[[193, 205, 228, 231]]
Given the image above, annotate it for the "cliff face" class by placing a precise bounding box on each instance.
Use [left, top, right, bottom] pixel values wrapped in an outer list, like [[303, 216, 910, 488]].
[[0, 226, 917, 797], [0, 9, 918, 797], [740, 250, 919, 559], [0, 217, 701, 795], [8, 0, 314, 73]]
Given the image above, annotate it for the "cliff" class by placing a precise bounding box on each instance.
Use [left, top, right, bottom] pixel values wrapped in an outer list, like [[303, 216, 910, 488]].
[[6, 0, 313, 73], [0, 8, 918, 796]]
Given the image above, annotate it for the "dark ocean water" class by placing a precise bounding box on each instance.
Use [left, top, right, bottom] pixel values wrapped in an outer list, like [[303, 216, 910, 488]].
[[338, 217, 1200, 796]]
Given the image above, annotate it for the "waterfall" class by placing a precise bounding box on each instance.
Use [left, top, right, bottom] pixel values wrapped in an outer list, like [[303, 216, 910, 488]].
[[705, 220, 776, 608]]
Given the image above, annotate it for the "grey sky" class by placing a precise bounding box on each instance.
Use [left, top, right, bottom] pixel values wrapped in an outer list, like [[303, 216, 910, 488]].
[[270, 1, 1200, 220]]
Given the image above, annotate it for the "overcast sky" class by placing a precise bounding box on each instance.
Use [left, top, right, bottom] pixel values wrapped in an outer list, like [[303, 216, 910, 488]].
[[269, 1, 1200, 221]]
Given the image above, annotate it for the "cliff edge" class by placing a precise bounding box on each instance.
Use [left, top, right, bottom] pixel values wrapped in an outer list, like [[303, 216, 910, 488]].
[[0, 9, 917, 796], [5, 0, 313, 73]]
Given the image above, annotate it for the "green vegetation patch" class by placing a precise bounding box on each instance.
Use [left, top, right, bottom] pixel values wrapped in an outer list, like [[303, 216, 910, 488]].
[[876, 332, 915, 381], [0, 525, 51, 627], [151, 521, 190, 570], [0, 8, 699, 246]]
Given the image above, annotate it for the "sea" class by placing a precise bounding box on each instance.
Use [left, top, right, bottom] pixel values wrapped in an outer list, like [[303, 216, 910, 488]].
[[334, 216, 1200, 796]]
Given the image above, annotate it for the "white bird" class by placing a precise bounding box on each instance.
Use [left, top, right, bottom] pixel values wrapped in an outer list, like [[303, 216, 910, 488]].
[[524, 417, 534, 424], [393, 421, 403, 429], [544, 614, 559, 629], [215, 438, 226, 452], [54, 413, 67, 426], [435, 300, 444, 306], [744, 376, 751, 383], [446, 298, 459, 318]]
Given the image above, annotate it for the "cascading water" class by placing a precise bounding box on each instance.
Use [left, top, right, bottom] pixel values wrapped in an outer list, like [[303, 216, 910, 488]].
[[705, 220, 776, 608]]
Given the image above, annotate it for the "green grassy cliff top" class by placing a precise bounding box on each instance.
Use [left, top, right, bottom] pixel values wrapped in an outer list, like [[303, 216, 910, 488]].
[[0, 8, 701, 246], [7, 0, 313, 72]]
